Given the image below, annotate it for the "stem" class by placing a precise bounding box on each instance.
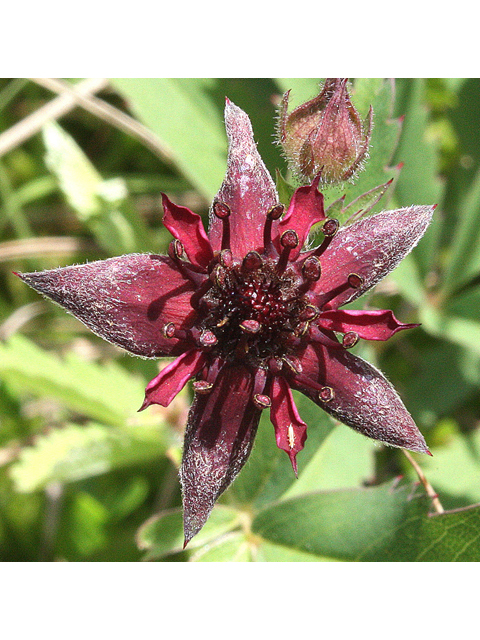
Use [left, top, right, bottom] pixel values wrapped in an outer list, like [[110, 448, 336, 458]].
[[403, 449, 444, 514], [31, 78, 176, 165], [0, 77, 108, 157]]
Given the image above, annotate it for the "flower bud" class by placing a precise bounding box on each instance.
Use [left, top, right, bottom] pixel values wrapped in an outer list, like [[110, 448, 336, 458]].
[[278, 78, 373, 185]]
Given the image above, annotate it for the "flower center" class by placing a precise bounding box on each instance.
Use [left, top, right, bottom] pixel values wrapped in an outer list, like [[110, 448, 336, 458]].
[[200, 259, 305, 364]]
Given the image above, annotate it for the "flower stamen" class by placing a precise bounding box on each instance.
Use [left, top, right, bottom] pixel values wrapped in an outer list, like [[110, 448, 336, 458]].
[[167, 240, 207, 286], [193, 380, 214, 394], [277, 229, 299, 274], [263, 204, 284, 256], [253, 393, 271, 409], [342, 331, 359, 348], [310, 218, 339, 259], [319, 386, 335, 402], [213, 201, 231, 251]]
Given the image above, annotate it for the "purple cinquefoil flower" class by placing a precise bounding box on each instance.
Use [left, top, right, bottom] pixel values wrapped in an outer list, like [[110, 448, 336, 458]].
[[18, 100, 435, 544]]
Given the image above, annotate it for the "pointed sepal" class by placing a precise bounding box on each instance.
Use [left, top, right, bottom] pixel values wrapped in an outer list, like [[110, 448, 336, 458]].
[[181, 365, 261, 546], [208, 99, 279, 256]]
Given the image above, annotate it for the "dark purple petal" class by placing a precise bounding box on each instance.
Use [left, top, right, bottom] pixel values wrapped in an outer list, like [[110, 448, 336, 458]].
[[161, 193, 214, 269], [270, 376, 307, 475], [317, 309, 419, 341], [208, 99, 279, 256], [181, 364, 261, 545], [294, 344, 430, 454], [17, 254, 197, 358], [275, 176, 326, 260], [310, 205, 435, 309], [139, 349, 206, 410]]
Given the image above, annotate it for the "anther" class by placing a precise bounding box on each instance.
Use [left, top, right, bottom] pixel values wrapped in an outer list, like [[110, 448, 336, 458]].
[[193, 380, 214, 394], [240, 319, 261, 334], [277, 229, 299, 274], [242, 251, 263, 272], [302, 256, 322, 282], [299, 304, 319, 322], [347, 273, 364, 289], [167, 239, 207, 286], [163, 322, 176, 339], [319, 386, 335, 402], [216, 315, 231, 328], [199, 330, 218, 347], [168, 239, 184, 261], [322, 218, 340, 237], [282, 356, 303, 375], [213, 201, 230, 219], [342, 331, 359, 349], [280, 229, 299, 249], [253, 393, 271, 409], [311, 219, 339, 259], [268, 204, 285, 220], [295, 321, 310, 337]]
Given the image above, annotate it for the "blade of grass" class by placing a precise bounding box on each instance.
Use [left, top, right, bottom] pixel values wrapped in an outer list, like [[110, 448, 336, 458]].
[[32, 77, 176, 167], [0, 78, 109, 157]]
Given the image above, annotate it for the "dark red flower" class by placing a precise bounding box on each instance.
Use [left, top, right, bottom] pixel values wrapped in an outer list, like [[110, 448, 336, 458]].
[[18, 99, 435, 545]]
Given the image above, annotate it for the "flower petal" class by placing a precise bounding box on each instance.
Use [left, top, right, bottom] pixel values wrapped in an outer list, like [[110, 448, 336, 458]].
[[270, 376, 308, 475], [17, 254, 197, 357], [208, 99, 279, 256], [139, 349, 206, 410], [276, 176, 326, 260], [317, 309, 419, 341], [161, 193, 214, 269], [311, 205, 435, 309], [294, 344, 429, 454], [180, 364, 261, 545]]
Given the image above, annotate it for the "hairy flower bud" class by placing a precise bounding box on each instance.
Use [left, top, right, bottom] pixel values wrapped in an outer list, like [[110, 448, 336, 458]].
[[278, 78, 373, 185]]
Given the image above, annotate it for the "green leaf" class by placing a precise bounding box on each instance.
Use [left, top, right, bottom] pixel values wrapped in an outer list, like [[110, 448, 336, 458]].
[[0, 334, 148, 427], [442, 167, 480, 296], [43, 121, 103, 219], [392, 79, 444, 274], [275, 169, 296, 207], [252, 481, 480, 561], [137, 505, 242, 561], [387, 253, 425, 307], [420, 304, 480, 358], [339, 179, 393, 223], [421, 429, 480, 507], [64, 491, 109, 557], [343, 78, 402, 204], [400, 336, 480, 424], [189, 531, 252, 562], [10, 421, 168, 492], [111, 79, 227, 201], [282, 423, 376, 499], [42, 121, 151, 254], [254, 540, 329, 562], [446, 285, 480, 322]]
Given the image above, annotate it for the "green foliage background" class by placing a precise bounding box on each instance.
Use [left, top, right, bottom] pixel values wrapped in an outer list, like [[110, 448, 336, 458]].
[[0, 78, 479, 562]]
